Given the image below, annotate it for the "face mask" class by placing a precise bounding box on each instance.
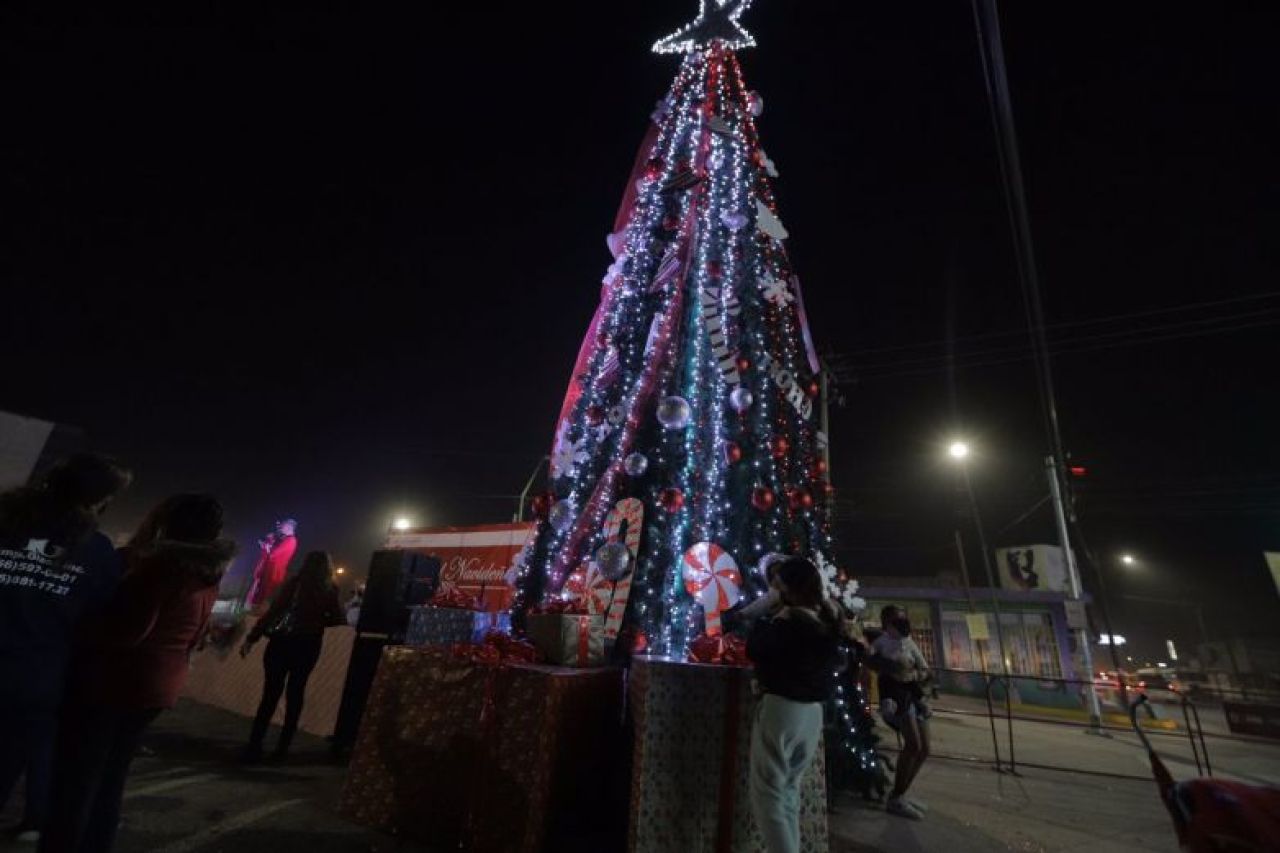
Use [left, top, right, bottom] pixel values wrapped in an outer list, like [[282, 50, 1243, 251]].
[[893, 617, 912, 638]]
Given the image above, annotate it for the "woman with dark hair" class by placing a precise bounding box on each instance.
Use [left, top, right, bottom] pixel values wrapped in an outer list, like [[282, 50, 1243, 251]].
[[240, 551, 344, 762], [746, 557, 842, 853], [0, 454, 131, 844], [41, 494, 235, 853], [870, 604, 932, 821]]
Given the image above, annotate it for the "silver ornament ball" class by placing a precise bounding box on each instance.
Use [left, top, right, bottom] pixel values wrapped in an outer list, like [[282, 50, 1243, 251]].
[[596, 542, 631, 581], [548, 500, 575, 533], [624, 452, 650, 477], [729, 387, 754, 413], [656, 395, 692, 429]]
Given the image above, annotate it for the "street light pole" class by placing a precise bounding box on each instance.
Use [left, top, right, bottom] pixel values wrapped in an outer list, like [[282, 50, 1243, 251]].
[[514, 456, 549, 522], [1046, 456, 1105, 730]]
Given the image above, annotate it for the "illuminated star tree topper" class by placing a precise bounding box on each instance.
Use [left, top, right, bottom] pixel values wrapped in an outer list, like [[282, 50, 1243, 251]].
[[652, 0, 757, 55]]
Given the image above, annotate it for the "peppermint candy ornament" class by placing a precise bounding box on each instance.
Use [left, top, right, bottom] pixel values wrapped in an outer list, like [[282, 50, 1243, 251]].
[[682, 542, 743, 637]]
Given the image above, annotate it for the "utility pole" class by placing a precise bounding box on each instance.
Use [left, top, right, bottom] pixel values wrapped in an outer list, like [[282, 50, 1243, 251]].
[[818, 358, 833, 482], [1047, 456, 1104, 731]]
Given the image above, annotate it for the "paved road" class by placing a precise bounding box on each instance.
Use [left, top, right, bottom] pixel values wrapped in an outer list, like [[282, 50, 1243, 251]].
[[1, 701, 426, 853], [4, 699, 1276, 852]]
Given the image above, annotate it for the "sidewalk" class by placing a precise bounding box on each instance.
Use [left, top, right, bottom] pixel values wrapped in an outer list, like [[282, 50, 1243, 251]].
[[829, 758, 1178, 852]]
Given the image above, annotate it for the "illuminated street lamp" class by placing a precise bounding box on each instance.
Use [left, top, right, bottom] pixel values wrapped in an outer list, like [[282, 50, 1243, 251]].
[[1121, 554, 1136, 566], [948, 440, 971, 461], [392, 517, 413, 532]]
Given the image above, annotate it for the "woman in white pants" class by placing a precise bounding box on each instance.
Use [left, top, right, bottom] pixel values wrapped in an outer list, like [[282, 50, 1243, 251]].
[[746, 557, 842, 853]]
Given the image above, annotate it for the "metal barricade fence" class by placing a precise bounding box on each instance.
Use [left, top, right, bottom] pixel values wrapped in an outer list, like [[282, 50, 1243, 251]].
[[873, 667, 1231, 781]]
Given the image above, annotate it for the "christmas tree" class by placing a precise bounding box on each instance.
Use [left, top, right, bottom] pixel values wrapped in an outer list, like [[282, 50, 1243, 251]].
[[513, 0, 836, 655], [511, 0, 884, 798]]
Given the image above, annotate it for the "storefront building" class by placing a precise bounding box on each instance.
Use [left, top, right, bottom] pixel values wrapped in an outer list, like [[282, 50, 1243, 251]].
[[860, 585, 1085, 708]]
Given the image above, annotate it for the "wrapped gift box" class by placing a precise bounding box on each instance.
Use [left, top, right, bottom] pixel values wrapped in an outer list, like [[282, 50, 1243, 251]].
[[628, 657, 829, 853], [526, 612, 605, 667], [339, 646, 626, 852], [405, 605, 511, 647]]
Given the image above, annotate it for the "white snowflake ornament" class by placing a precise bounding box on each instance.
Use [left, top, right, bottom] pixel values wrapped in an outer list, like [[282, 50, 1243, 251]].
[[759, 274, 793, 307], [550, 421, 589, 480]]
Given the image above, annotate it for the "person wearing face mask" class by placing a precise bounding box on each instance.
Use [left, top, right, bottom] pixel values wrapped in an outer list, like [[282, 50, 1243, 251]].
[[870, 604, 932, 820], [746, 557, 842, 853]]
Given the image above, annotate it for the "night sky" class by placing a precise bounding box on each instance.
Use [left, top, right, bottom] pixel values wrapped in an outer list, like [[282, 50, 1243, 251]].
[[3, 1, 1276, 662]]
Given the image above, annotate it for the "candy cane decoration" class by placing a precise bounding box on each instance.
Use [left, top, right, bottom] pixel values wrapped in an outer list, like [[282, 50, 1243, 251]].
[[584, 564, 614, 617], [563, 562, 589, 603], [600, 498, 644, 642], [682, 542, 743, 637]]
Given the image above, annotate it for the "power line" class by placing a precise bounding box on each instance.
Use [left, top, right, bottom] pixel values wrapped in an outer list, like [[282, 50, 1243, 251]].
[[830, 289, 1280, 359], [844, 315, 1280, 381], [843, 306, 1280, 372]]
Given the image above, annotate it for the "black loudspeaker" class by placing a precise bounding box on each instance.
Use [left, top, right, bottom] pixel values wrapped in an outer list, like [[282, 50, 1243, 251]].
[[331, 635, 389, 753], [356, 549, 440, 638], [331, 549, 441, 755]]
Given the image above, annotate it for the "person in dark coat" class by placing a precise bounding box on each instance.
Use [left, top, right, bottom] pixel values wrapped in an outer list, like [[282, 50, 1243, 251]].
[[240, 551, 344, 762], [40, 494, 235, 853], [0, 454, 131, 844], [746, 557, 842, 853]]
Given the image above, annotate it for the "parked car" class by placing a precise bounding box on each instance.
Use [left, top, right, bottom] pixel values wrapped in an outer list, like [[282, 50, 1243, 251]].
[[1135, 667, 1186, 703]]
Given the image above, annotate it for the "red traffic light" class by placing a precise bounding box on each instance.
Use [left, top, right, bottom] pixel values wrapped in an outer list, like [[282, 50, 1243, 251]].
[[1069, 465, 1088, 478]]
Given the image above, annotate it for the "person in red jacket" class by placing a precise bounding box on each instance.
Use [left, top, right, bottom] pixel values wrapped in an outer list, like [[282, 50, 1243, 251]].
[[40, 495, 235, 853], [244, 518, 297, 612]]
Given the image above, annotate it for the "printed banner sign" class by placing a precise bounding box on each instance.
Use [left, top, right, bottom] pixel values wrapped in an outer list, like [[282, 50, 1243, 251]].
[[386, 523, 535, 611], [994, 544, 1069, 593]]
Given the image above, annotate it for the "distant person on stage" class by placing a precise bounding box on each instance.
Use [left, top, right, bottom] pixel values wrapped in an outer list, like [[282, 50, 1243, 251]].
[[240, 551, 344, 762], [244, 518, 297, 612], [0, 454, 131, 844], [42, 494, 235, 853]]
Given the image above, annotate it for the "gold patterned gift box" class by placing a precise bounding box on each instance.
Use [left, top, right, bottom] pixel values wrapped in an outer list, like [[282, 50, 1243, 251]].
[[526, 612, 605, 667], [339, 646, 626, 852], [628, 656, 829, 853]]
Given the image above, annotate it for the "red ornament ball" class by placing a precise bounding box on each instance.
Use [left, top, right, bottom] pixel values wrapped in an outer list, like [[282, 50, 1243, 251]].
[[821, 481, 836, 498], [706, 260, 723, 279], [724, 441, 743, 464], [812, 458, 828, 476], [806, 380, 821, 398], [735, 355, 751, 373], [662, 214, 681, 232], [751, 486, 776, 511], [631, 630, 649, 654], [585, 405, 605, 426], [770, 436, 790, 458], [530, 493, 554, 519], [659, 487, 685, 512], [645, 157, 665, 180], [787, 486, 814, 511]]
